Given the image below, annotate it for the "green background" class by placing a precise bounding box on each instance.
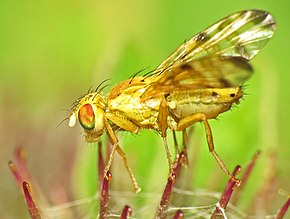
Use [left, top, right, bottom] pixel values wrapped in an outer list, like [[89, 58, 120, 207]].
[[0, 0, 289, 218]]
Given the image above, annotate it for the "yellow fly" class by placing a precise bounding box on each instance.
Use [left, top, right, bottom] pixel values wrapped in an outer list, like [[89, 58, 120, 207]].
[[69, 10, 276, 192]]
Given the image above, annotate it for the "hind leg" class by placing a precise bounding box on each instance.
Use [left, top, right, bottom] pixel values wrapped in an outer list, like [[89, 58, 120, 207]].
[[176, 112, 241, 185]]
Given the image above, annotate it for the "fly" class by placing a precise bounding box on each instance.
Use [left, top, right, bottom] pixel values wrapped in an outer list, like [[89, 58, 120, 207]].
[[69, 10, 276, 192]]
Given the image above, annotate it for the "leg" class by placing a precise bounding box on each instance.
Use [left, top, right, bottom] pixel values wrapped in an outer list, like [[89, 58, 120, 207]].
[[162, 136, 174, 179], [172, 129, 192, 167], [159, 97, 175, 178], [172, 131, 180, 162], [115, 145, 141, 193], [98, 141, 105, 188], [104, 118, 141, 193], [176, 113, 241, 185], [103, 142, 118, 176], [181, 129, 189, 167], [158, 97, 169, 138], [182, 127, 195, 166]]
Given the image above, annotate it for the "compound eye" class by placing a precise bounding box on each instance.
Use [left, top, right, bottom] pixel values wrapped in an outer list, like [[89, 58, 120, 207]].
[[78, 103, 95, 130]]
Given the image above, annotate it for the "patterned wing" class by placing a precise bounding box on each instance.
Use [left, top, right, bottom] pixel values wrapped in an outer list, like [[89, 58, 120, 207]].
[[142, 10, 276, 99]]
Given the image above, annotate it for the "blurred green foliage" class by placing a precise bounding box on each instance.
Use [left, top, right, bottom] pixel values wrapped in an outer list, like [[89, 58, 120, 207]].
[[1, 0, 289, 218]]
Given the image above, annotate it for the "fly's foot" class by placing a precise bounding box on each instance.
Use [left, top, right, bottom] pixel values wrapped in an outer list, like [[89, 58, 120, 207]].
[[232, 177, 242, 187], [168, 171, 176, 182], [104, 171, 112, 181]]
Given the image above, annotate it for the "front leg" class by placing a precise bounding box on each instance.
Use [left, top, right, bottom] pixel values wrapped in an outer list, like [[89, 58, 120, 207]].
[[103, 117, 141, 193], [176, 112, 241, 186], [106, 111, 139, 133]]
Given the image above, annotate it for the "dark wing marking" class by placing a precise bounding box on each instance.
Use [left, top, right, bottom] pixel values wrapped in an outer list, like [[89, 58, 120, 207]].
[[141, 10, 275, 100]]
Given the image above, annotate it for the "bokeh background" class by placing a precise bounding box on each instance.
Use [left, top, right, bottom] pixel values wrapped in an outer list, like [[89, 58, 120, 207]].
[[0, 0, 289, 218]]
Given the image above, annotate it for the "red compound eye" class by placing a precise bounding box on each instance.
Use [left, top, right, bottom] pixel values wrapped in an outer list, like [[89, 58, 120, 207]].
[[78, 103, 95, 130]]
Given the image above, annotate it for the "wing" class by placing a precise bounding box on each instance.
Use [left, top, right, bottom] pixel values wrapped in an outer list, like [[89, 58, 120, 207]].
[[142, 10, 276, 100]]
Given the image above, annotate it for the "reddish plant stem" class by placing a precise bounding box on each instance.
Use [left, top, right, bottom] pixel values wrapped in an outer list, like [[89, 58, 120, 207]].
[[8, 161, 23, 187], [22, 181, 41, 219], [211, 165, 241, 219], [98, 141, 105, 188], [9, 148, 42, 218], [173, 151, 186, 177], [8, 147, 32, 188], [222, 165, 241, 197], [99, 171, 111, 219], [14, 147, 31, 181], [233, 151, 261, 204], [156, 173, 176, 219], [120, 205, 132, 219], [241, 151, 261, 183], [275, 197, 290, 219], [173, 210, 183, 219], [156, 150, 185, 218]]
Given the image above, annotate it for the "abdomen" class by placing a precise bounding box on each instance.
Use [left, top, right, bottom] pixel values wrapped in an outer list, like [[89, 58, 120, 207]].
[[166, 87, 243, 120]]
